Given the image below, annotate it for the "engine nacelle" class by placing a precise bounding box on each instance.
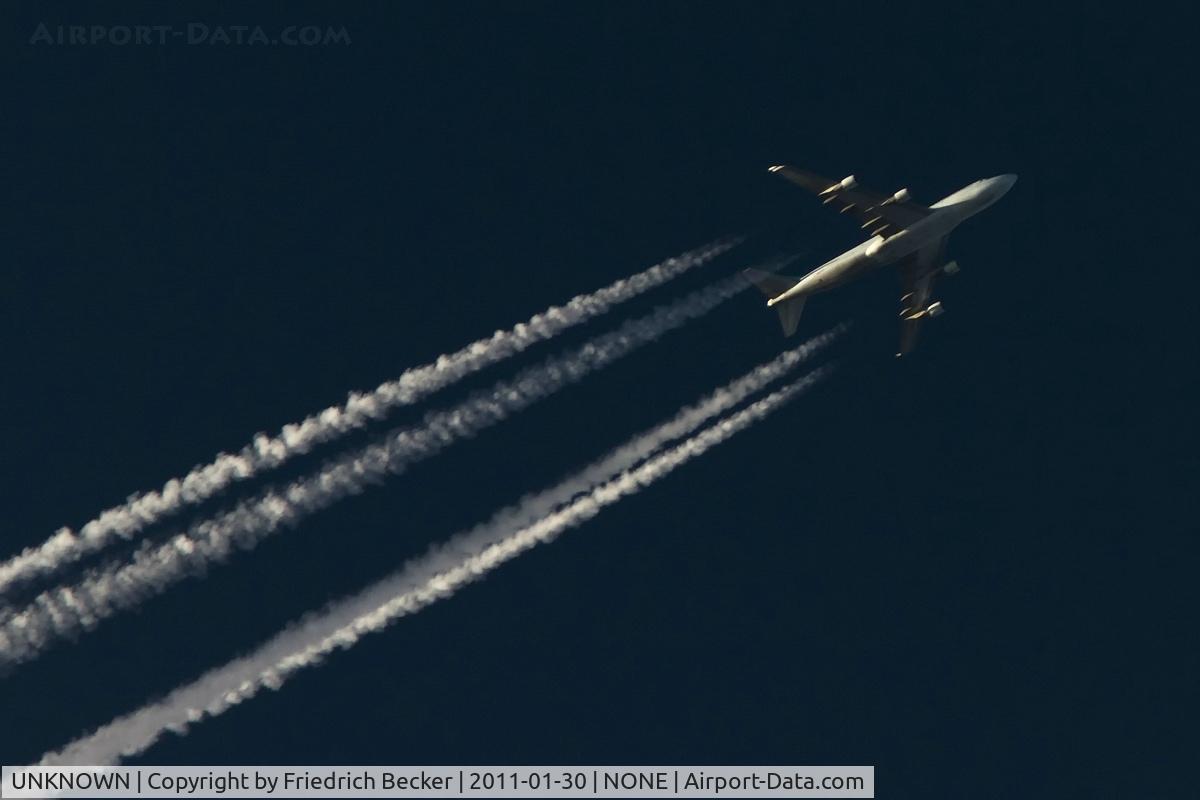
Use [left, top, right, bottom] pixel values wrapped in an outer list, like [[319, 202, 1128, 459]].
[[822, 174, 858, 195], [942, 260, 960, 275], [926, 301, 945, 317], [891, 188, 911, 203]]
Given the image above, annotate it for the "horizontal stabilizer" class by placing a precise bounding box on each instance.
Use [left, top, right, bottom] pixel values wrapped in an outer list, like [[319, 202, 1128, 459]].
[[742, 268, 799, 299], [742, 268, 806, 336], [773, 295, 806, 336]]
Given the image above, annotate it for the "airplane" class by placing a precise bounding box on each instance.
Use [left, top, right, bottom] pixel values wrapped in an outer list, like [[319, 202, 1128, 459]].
[[745, 166, 1017, 356]]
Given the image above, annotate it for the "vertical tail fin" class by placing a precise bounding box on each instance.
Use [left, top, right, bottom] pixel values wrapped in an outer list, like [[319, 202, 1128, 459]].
[[742, 268, 807, 337]]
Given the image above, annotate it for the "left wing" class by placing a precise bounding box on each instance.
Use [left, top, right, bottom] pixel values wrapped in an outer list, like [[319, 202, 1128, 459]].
[[896, 239, 948, 357], [768, 165, 931, 238]]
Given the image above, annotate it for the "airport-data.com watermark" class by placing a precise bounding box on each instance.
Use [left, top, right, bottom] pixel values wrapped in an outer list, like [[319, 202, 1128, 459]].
[[29, 22, 351, 47]]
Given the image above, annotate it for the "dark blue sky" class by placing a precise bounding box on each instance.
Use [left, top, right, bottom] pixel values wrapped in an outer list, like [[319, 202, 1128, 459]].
[[2, 3, 1195, 797]]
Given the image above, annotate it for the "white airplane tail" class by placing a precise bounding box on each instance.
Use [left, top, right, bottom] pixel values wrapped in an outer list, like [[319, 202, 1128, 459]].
[[743, 268, 806, 336]]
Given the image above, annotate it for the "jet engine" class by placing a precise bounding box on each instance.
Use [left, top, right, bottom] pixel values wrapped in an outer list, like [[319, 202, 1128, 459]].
[[821, 174, 858, 195], [889, 188, 911, 203], [901, 300, 945, 321], [942, 260, 960, 275]]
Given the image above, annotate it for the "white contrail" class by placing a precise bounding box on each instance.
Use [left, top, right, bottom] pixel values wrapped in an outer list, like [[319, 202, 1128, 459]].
[[40, 361, 829, 766], [0, 275, 765, 666], [0, 239, 739, 598]]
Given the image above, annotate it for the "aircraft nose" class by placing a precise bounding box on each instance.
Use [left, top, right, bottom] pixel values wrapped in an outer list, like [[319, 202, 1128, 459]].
[[995, 174, 1018, 193]]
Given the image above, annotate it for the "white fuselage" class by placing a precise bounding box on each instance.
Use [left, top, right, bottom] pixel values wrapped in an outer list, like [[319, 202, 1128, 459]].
[[768, 174, 1017, 305]]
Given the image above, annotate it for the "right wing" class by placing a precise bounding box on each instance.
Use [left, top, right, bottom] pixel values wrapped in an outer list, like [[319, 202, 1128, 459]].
[[896, 239, 947, 357], [768, 165, 931, 238], [897, 273, 934, 357]]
